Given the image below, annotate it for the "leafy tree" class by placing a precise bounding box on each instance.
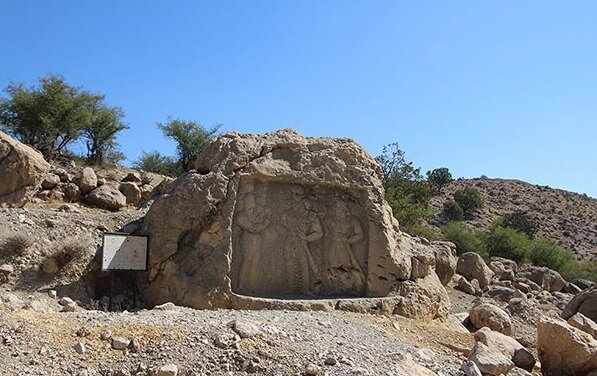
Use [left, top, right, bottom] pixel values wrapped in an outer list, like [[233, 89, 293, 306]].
[[443, 200, 464, 221], [500, 210, 538, 239], [83, 97, 128, 165], [133, 151, 178, 176], [453, 187, 483, 216], [376, 143, 434, 234], [427, 167, 453, 192], [157, 118, 220, 172], [0, 74, 94, 159]]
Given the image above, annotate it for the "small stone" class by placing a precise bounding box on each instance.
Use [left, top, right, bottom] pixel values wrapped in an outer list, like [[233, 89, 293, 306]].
[[73, 342, 86, 354], [76, 327, 90, 337], [229, 319, 261, 339], [112, 336, 130, 350], [41, 258, 59, 274], [324, 357, 337, 366], [59, 297, 75, 306], [100, 331, 112, 341], [130, 337, 142, 352], [157, 364, 178, 376], [48, 290, 57, 299], [305, 363, 320, 375]]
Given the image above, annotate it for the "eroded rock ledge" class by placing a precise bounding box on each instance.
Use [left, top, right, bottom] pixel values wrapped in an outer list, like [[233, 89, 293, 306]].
[[139, 129, 449, 319]]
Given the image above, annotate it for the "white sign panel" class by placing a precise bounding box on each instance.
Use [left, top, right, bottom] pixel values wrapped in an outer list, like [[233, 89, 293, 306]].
[[102, 233, 148, 271]]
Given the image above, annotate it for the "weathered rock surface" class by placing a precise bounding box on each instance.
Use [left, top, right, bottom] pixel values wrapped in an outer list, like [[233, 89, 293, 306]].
[[139, 129, 449, 318], [537, 317, 597, 376], [86, 185, 127, 211], [469, 303, 512, 334], [0, 131, 50, 206], [562, 284, 597, 322]]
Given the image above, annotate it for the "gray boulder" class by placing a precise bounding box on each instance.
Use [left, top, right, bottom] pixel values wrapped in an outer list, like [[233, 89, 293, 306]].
[[79, 167, 97, 194], [562, 285, 597, 323], [517, 266, 566, 293]]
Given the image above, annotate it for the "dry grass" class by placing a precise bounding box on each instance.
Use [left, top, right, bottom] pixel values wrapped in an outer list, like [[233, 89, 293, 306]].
[[0, 233, 34, 261]]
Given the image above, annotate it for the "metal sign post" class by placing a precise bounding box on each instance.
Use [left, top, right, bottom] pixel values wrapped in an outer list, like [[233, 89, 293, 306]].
[[101, 233, 149, 311]]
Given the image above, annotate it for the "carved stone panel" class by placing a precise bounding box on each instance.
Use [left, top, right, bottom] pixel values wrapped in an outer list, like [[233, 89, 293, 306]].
[[231, 178, 369, 298]]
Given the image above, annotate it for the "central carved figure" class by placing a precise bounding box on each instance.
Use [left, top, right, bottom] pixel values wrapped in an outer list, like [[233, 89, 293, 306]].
[[231, 179, 369, 298]]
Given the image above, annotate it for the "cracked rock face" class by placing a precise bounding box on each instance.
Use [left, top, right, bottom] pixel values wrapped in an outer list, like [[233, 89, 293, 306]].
[[139, 129, 448, 318]]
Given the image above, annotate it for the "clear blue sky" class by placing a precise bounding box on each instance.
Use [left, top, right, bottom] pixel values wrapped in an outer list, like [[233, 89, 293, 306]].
[[1, 1, 596, 197]]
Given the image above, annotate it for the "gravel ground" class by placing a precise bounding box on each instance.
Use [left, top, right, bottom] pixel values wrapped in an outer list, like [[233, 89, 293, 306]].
[[0, 291, 471, 376]]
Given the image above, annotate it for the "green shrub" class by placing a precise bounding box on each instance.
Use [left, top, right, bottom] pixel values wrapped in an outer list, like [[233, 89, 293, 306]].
[[530, 237, 573, 271], [501, 211, 538, 238], [443, 200, 464, 221], [441, 223, 485, 256], [484, 226, 531, 263], [408, 224, 441, 241], [454, 187, 483, 215], [560, 260, 597, 282]]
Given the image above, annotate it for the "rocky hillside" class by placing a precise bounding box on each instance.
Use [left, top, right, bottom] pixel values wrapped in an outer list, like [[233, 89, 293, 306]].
[[429, 178, 597, 261]]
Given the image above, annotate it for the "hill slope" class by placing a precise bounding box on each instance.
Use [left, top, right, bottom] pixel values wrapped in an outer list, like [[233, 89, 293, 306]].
[[429, 178, 597, 261]]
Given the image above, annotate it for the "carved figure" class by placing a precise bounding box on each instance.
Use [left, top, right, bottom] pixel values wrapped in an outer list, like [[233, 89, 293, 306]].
[[282, 187, 323, 295], [324, 201, 366, 295], [236, 193, 270, 293]]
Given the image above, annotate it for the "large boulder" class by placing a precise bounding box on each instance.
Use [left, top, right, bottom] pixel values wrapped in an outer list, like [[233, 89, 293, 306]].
[[119, 182, 142, 205], [517, 266, 566, 293], [79, 167, 97, 194], [537, 317, 597, 376], [0, 131, 50, 206], [469, 303, 512, 334], [468, 327, 535, 374], [562, 284, 597, 323], [431, 241, 457, 286], [138, 129, 449, 317], [86, 185, 126, 211], [457, 252, 494, 288]]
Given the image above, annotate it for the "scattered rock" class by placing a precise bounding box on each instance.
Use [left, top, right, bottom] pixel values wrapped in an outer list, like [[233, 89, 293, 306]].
[[324, 356, 337, 366], [229, 319, 261, 339], [473, 327, 535, 372], [461, 360, 482, 376], [517, 266, 566, 293], [468, 341, 514, 376], [469, 303, 512, 334], [111, 336, 130, 350], [0, 263, 14, 276], [562, 284, 597, 322], [118, 182, 142, 205], [0, 131, 50, 206], [568, 312, 597, 339], [79, 167, 98, 194], [122, 172, 142, 183], [305, 363, 320, 376], [86, 185, 127, 211], [537, 317, 597, 376], [41, 173, 60, 189], [457, 252, 494, 288], [73, 342, 86, 354], [48, 290, 57, 299], [432, 241, 457, 286], [153, 302, 177, 311], [157, 364, 178, 376]]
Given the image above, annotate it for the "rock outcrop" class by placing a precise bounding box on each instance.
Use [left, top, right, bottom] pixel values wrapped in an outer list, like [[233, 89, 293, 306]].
[[0, 131, 50, 206], [139, 129, 449, 318]]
